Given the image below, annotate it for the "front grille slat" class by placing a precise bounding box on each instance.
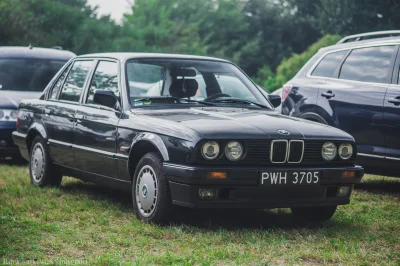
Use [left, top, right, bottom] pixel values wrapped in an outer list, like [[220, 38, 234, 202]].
[[288, 140, 304, 163], [270, 140, 288, 163]]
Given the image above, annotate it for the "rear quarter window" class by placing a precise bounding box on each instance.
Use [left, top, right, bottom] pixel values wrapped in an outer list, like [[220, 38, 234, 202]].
[[311, 50, 347, 78], [339, 45, 396, 84]]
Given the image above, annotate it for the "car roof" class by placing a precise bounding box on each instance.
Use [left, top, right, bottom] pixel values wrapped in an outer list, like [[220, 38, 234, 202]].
[[0, 46, 76, 61], [76, 52, 231, 63], [320, 36, 400, 53]]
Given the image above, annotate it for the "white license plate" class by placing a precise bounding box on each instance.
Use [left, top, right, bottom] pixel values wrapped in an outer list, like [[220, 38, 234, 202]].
[[260, 171, 320, 186]]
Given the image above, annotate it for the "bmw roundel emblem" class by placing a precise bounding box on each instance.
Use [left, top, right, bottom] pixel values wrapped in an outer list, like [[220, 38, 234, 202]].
[[278, 129, 290, 135]]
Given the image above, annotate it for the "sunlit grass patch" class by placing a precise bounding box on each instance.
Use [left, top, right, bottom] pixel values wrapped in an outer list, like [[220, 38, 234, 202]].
[[0, 162, 399, 265]]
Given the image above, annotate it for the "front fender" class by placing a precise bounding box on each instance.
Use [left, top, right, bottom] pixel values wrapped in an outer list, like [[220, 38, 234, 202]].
[[129, 132, 169, 162]]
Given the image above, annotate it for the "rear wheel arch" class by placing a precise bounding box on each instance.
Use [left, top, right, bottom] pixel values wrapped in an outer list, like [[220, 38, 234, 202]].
[[128, 134, 169, 179], [26, 130, 43, 153], [299, 112, 328, 124], [298, 105, 333, 125]]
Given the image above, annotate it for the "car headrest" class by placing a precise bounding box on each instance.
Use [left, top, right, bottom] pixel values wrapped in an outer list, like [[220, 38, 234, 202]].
[[169, 79, 198, 98]]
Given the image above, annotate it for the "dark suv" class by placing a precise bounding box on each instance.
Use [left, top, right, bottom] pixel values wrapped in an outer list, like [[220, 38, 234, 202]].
[[12, 53, 363, 223], [0, 46, 75, 161], [280, 31, 400, 177]]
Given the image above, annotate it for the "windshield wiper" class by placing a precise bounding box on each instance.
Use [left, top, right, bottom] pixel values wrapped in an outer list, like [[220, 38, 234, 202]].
[[133, 96, 215, 106], [207, 97, 270, 109]]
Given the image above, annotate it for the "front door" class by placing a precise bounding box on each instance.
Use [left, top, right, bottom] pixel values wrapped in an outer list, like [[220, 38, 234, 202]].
[[73, 60, 121, 178], [44, 60, 93, 167], [317, 45, 397, 157]]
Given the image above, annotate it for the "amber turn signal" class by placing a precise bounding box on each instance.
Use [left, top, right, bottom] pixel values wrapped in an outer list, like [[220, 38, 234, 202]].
[[207, 172, 227, 179], [342, 171, 356, 178]]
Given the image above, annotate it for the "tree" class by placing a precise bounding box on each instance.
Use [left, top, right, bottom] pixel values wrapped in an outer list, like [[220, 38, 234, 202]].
[[0, 0, 121, 54], [287, 0, 400, 35], [115, 0, 206, 55], [255, 34, 341, 92]]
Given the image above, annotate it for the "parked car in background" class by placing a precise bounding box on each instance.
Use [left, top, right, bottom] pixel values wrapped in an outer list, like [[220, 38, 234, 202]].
[[0, 46, 75, 161], [279, 30, 400, 177], [12, 53, 363, 223]]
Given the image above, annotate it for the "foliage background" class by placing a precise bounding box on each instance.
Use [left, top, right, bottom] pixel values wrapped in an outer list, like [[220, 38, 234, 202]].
[[1, 0, 399, 91]]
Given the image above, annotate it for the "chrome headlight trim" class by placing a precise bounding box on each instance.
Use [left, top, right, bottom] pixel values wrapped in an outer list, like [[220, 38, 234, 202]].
[[338, 143, 353, 160], [0, 109, 17, 121], [321, 142, 337, 161], [225, 141, 243, 161], [201, 141, 220, 160]]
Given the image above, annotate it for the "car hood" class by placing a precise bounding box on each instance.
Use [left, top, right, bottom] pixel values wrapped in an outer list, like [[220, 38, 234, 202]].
[[0, 91, 42, 109], [134, 107, 353, 141]]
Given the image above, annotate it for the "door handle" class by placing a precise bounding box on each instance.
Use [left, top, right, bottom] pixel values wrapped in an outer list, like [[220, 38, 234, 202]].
[[321, 91, 335, 99], [75, 114, 84, 120], [388, 97, 400, 106], [44, 109, 51, 116]]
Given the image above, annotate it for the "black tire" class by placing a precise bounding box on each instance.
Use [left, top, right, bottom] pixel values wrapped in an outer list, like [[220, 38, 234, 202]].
[[291, 206, 337, 222], [132, 152, 172, 223], [29, 136, 62, 187]]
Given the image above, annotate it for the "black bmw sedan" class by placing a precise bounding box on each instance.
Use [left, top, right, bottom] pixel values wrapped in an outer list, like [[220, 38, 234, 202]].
[[12, 53, 363, 223], [0, 46, 75, 161]]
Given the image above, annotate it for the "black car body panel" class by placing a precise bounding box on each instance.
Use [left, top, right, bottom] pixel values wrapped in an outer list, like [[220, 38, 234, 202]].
[[280, 36, 400, 177], [0, 46, 75, 158], [13, 53, 363, 210]]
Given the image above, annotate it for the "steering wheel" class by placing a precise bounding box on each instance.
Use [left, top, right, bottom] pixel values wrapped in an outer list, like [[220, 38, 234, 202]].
[[204, 93, 232, 102]]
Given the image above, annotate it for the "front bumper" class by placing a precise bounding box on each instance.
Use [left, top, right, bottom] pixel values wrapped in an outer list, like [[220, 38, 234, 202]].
[[0, 122, 19, 157], [163, 163, 364, 209]]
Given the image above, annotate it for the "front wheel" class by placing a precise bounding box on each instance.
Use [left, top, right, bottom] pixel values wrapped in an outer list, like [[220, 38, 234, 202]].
[[132, 152, 172, 223], [291, 206, 337, 222], [29, 136, 62, 187]]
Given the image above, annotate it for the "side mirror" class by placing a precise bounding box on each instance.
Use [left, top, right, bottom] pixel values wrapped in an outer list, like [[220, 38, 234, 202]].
[[268, 94, 281, 108], [93, 90, 118, 109]]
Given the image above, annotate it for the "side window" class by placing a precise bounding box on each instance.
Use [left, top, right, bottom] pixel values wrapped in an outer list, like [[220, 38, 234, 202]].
[[311, 50, 347, 78], [49, 64, 72, 99], [87, 61, 119, 104], [59, 60, 92, 102], [339, 46, 395, 84]]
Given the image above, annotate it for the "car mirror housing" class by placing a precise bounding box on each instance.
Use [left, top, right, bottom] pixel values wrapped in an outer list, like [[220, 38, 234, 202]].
[[268, 94, 281, 108], [93, 90, 118, 109]]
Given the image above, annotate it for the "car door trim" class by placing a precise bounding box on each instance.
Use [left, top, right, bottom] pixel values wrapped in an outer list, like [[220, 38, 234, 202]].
[[385, 156, 400, 161], [357, 153, 385, 159], [48, 139, 72, 148], [48, 139, 129, 159]]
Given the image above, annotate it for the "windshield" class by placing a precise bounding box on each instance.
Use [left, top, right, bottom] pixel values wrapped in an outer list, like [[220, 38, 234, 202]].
[[126, 59, 271, 108], [0, 58, 66, 91]]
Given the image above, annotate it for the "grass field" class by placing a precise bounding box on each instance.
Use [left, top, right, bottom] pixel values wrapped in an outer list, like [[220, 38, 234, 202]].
[[0, 161, 399, 265]]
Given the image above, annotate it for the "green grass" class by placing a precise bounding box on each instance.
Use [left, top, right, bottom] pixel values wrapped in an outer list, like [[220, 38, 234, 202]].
[[0, 161, 399, 265]]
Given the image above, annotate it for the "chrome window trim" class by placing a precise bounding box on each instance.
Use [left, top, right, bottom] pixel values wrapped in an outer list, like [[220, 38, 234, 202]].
[[270, 140, 288, 164], [306, 42, 400, 86], [287, 140, 304, 163]]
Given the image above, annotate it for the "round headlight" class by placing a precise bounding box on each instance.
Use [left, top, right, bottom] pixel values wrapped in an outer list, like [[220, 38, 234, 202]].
[[202, 141, 220, 160], [10, 110, 18, 119], [339, 143, 353, 160], [321, 142, 337, 161], [0, 110, 3, 119], [225, 141, 243, 161]]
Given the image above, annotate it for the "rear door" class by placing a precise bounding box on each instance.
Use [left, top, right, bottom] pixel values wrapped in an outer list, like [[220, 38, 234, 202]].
[[73, 60, 122, 178], [316, 45, 397, 157], [383, 46, 400, 159], [44, 60, 93, 167]]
